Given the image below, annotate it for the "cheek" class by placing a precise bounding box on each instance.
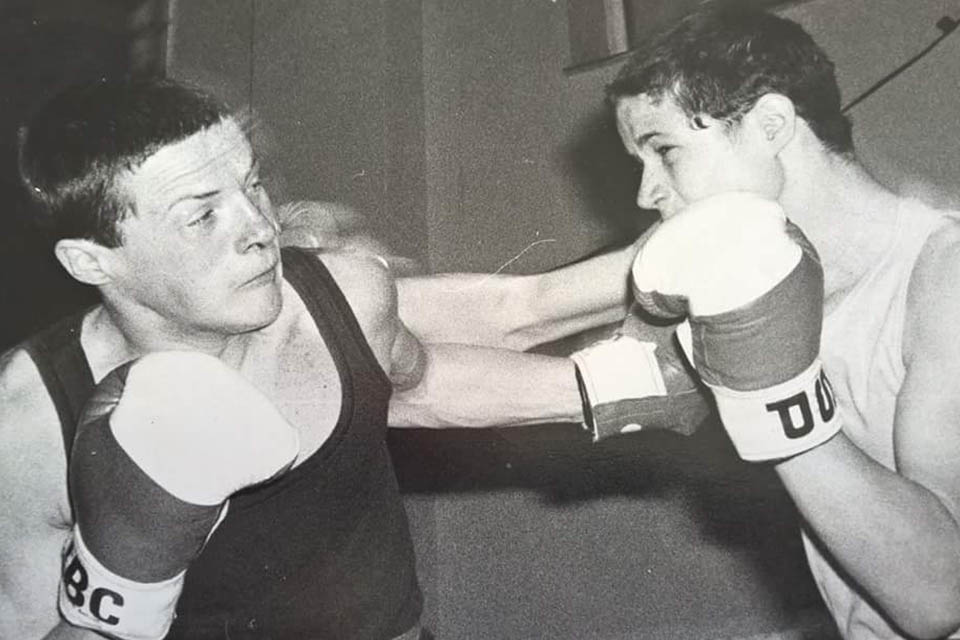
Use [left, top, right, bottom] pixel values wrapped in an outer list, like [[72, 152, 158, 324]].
[[675, 148, 778, 200], [132, 244, 229, 304], [722, 153, 782, 199], [670, 159, 723, 201]]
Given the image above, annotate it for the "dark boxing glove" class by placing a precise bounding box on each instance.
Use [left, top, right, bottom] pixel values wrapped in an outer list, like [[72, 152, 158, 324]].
[[59, 351, 299, 639], [570, 307, 712, 441], [632, 192, 842, 461]]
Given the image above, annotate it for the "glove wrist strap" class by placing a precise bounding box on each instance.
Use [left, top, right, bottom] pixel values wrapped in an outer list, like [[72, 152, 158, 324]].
[[570, 335, 667, 441], [710, 360, 842, 461], [59, 527, 183, 640]]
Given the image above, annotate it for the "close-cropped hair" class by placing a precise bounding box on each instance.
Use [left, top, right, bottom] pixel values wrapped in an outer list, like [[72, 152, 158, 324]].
[[18, 77, 231, 246], [606, 2, 853, 155]]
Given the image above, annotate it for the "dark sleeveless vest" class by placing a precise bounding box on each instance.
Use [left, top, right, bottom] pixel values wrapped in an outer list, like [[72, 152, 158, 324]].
[[24, 247, 422, 639]]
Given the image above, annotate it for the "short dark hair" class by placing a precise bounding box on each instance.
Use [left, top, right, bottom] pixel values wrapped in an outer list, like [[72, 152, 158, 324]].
[[18, 77, 231, 246], [606, 3, 853, 155]]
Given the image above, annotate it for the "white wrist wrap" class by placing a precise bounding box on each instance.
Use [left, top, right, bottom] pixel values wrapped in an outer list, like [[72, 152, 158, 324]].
[[570, 335, 667, 440], [59, 527, 183, 640], [707, 359, 842, 461]]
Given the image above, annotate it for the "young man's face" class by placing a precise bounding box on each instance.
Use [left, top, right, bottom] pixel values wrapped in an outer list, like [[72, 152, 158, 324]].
[[107, 117, 283, 341], [615, 93, 782, 219]]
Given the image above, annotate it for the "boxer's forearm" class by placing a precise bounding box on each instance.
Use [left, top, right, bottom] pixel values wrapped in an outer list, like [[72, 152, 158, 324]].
[[776, 434, 960, 638], [397, 242, 637, 351], [387, 344, 582, 428], [518, 244, 636, 348]]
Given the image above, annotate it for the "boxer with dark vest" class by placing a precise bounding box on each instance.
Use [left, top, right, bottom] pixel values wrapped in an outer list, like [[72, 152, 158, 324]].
[[1, 78, 709, 639]]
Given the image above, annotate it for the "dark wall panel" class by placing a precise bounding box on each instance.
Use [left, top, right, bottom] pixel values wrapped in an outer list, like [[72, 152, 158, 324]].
[[0, 0, 168, 349]]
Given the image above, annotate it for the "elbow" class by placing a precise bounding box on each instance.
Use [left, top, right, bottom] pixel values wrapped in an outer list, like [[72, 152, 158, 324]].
[[389, 386, 443, 429], [388, 383, 469, 429]]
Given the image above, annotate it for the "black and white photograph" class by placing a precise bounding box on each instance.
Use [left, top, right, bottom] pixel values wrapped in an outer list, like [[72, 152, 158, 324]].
[[2, 1, 960, 638]]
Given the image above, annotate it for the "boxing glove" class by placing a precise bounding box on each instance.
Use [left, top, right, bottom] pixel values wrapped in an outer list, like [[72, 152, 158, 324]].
[[277, 200, 347, 250], [60, 351, 300, 640], [278, 200, 423, 275], [570, 307, 713, 441], [631, 192, 841, 461]]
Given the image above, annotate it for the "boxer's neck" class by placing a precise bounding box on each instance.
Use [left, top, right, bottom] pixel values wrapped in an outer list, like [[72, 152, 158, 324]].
[[81, 302, 255, 383], [778, 143, 901, 312]]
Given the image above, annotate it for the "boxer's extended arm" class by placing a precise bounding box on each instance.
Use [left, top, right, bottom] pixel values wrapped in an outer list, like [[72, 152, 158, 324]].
[[279, 199, 648, 351], [323, 250, 583, 427], [389, 314, 708, 432], [388, 338, 583, 428], [0, 349, 90, 639], [324, 249, 703, 433], [775, 224, 960, 639], [397, 236, 644, 351]]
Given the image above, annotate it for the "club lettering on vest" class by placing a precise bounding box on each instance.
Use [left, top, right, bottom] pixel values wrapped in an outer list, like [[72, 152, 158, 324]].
[[90, 588, 124, 625], [766, 392, 814, 439], [815, 369, 836, 422]]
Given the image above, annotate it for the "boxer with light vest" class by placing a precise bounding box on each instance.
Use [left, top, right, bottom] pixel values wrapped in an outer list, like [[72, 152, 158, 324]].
[[601, 5, 960, 637]]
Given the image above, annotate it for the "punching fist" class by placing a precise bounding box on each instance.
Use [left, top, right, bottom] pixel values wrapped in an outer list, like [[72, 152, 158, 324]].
[[277, 200, 354, 249], [277, 200, 423, 275], [60, 351, 299, 639], [570, 308, 713, 441], [631, 192, 841, 461]]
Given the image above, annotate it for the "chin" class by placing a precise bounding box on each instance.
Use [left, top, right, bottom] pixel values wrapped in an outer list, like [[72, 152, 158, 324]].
[[231, 285, 284, 333], [253, 290, 285, 327]]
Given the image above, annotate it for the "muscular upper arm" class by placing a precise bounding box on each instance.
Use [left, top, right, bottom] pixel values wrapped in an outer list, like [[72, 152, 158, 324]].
[[897, 221, 960, 522], [0, 348, 72, 638], [317, 251, 427, 391], [397, 234, 648, 351]]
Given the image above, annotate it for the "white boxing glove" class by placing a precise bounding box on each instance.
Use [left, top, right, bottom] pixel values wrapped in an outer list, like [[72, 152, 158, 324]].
[[60, 351, 299, 639], [632, 192, 841, 461]]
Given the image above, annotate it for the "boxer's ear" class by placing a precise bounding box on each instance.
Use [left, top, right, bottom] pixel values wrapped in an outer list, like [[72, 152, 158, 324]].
[[747, 93, 796, 154], [54, 238, 114, 286]]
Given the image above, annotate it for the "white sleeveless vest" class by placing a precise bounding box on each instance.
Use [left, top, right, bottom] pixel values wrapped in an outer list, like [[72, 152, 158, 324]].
[[804, 199, 958, 639]]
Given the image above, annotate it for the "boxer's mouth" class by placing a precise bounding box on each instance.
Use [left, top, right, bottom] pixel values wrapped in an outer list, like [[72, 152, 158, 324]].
[[242, 260, 279, 287]]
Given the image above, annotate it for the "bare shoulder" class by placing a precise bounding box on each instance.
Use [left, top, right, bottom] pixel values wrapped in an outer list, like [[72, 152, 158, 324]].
[[903, 216, 960, 363], [916, 213, 960, 259], [305, 250, 398, 360], [894, 216, 960, 529], [315, 249, 396, 316], [0, 345, 71, 522], [0, 346, 72, 636]]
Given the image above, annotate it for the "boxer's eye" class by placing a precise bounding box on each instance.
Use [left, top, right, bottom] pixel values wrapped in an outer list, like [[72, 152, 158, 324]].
[[188, 209, 215, 227], [655, 145, 675, 158]]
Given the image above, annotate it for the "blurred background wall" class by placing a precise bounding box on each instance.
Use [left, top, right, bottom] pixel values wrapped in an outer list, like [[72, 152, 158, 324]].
[[0, 0, 168, 349]]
